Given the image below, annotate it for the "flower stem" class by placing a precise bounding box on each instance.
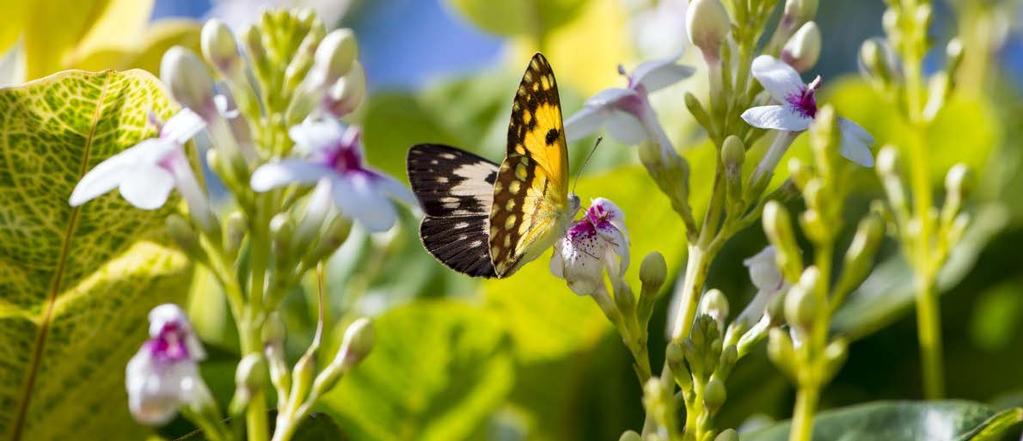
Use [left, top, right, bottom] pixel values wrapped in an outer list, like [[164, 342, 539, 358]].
[[671, 245, 714, 341], [914, 273, 945, 399], [790, 386, 820, 441]]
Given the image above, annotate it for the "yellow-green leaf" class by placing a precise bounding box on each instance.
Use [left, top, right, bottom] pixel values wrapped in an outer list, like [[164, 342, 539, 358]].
[[445, 0, 588, 40], [0, 70, 191, 439]]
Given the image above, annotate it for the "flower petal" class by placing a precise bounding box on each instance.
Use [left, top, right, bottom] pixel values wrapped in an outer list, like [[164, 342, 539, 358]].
[[741, 105, 812, 131], [161, 108, 206, 144], [838, 117, 875, 167], [371, 172, 419, 208], [632, 57, 695, 93], [289, 117, 346, 156], [588, 87, 634, 107], [605, 110, 648, 145], [331, 174, 399, 232], [751, 55, 806, 104], [250, 160, 334, 192], [743, 246, 784, 292], [119, 165, 175, 209], [565, 105, 610, 142]]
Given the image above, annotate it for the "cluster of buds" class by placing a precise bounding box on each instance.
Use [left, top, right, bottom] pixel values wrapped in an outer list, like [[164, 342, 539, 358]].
[[761, 107, 885, 403]]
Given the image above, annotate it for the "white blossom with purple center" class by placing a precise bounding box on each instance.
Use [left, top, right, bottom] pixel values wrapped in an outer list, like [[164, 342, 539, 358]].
[[125, 304, 208, 425], [550, 197, 630, 296], [565, 55, 694, 150], [69, 109, 213, 227], [741, 55, 875, 167], [250, 118, 417, 232]]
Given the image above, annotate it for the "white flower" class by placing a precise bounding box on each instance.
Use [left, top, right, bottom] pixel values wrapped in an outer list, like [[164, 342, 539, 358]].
[[735, 246, 790, 325], [740, 55, 875, 167], [565, 55, 694, 148], [250, 118, 416, 232], [126, 304, 208, 425], [69, 109, 213, 225], [550, 198, 630, 296]]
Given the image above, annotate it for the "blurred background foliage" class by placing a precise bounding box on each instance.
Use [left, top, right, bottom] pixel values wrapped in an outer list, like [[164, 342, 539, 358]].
[[3, 0, 1022, 439]]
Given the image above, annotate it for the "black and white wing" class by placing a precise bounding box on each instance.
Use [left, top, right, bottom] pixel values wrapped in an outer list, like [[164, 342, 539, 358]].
[[407, 144, 499, 278]]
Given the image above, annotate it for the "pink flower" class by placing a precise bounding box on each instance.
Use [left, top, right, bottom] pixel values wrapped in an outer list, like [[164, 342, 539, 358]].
[[550, 198, 630, 295]]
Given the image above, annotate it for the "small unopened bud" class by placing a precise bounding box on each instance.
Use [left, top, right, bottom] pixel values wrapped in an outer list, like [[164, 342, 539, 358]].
[[859, 38, 894, 86], [684, 92, 712, 129], [166, 214, 203, 260], [915, 4, 932, 29], [313, 29, 358, 87], [822, 337, 848, 382], [233, 354, 266, 402], [325, 61, 366, 117], [945, 163, 971, 199], [717, 345, 738, 379], [270, 213, 294, 252], [201, 19, 240, 74], [666, 341, 692, 390], [619, 431, 643, 441], [836, 214, 885, 296], [640, 251, 668, 293], [783, 0, 818, 26], [699, 289, 730, 327], [308, 216, 352, 263], [686, 0, 731, 60], [784, 267, 820, 331], [876, 145, 899, 176], [946, 38, 964, 74], [223, 210, 246, 256], [614, 282, 636, 316], [782, 22, 821, 73], [767, 328, 796, 377], [339, 318, 374, 371], [715, 429, 740, 441], [703, 377, 727, 413], [722, 135, 745, 202], [763, 201, 803, 283], [161, 47, 216, 117], [787, 158, 813, 190]]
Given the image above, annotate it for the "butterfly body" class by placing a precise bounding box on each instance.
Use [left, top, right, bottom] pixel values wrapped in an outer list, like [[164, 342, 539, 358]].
[[407, 53, 578, 278]]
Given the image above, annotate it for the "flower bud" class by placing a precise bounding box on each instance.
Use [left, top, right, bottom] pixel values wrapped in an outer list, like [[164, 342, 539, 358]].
[[325, 61, 367, 117], [822, 337, 848, 382], [787, 158, 813, 190], [166, 214, 203, 261], [945, 163, 971, 199], [339, 318, 375, 371], [614, 281, 636, 316], [619, 431, 643, 441], [313, 29, 358, 87], [640, 251, 668, 293], [307, 216, 352, 263], [715, 429, 740, 441], [270, 213, 294, 253], [161, 47, 216, 117], [686, 0, 731, 60], [666, 341, 693, 390], [767, 328, 796, 378], [782, 22, 821, 73], [875, 145, 898, 176], [722, 135, 745, 202], [684, 91, 712, 130], [699, 289, 730, 328], [784, 267, 820, 332], [783, 0, 818, 26], [717, 344, 738, 379], [703, 377, 727, 413], [946, 38, 964, 74], [763, 201, 803, 283], [230, 353, 266, 414], [201, 19, 240, 74], [800, 208, 829, 245]]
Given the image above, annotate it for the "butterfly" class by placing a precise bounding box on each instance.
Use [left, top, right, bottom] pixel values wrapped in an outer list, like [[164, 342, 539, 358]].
[[407, 53, 580, 278]]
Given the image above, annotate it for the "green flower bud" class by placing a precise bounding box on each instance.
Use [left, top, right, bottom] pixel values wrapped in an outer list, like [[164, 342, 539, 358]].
[[762, 201, 804, 283], [666, 341, 693, 390], [822, 337, 848, 383], [313, 29, 358, 87], [800, 208, 829, 245], [614, 281, 636, 317], [782, 22, 821, 73], [783, 0, 818, 25], [640, 251, 668, 293], [291, 351, 317, 407], [699, 289, 730, 327], [308, 216, 352, 263], [619, 431, 643, 441], [715, 429, 740, 441], [703, 377, 727, 414], [243, 25, 270, 80], [784, 267, 820, 332], [722, 135, 745, 203], [809, 106, 839, 170], [686, 0, 731, 60], [223, 210, 246, 257], [161, 46, 216, 117], [232, 354, 266, 404], [787, 158, 813, 190], [201, 19, 240, 74], [767, 328, 796, 378], [945, 163, 971, 200], [875, 145, 898, 176], [836, 214, 885, 296], [717, 344, 738, 379], [166, 214, 204, 261], [339, 317, 375, 371], [270, 213, 294, 253], [914, 4, 932, 29], [685, 92, 712, 130]]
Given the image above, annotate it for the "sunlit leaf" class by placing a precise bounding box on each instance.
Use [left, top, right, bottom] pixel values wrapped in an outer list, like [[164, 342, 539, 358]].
[[0, 70, 191, 439], [322, 301, 514, 441], [744, 401, 1021, 441], [445, 0, 587, 40]]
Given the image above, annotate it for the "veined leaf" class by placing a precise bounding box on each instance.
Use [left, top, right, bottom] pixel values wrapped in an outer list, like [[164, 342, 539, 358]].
[[0, 70, 191, 439], [744, 400, 1022, 441], [321, 301, 514, 441]]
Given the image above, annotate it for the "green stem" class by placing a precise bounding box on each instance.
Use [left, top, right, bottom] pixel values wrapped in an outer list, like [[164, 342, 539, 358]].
[[670, 245, 715, 341], [241, 321, 269, 441], [243, 195, 273, 441], [915, 274, 945, 399], [790, 386, 820, 441]]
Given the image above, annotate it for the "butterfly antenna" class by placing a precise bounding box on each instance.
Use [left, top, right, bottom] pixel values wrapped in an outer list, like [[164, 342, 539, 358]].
[[571, 136, 603, 195]]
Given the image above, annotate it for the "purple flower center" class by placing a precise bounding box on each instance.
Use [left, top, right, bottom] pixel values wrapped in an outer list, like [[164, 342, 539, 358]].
[[568, 202, 616, 240], [785, 76, 822, 119], [322, 128, 377, 178], [147, 322, 192, 363]]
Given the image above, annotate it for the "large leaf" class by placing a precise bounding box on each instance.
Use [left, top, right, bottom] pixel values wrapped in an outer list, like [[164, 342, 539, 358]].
[[0, 70, 191, 439], [445, 0, 587, 40], [23, 0, 154, 79], [744, 401, 1022, 441], [321, 301, 514, 441]]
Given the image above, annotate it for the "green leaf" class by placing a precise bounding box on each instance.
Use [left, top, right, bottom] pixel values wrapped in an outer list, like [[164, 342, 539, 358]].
[[826, 78, 1000, 181], [744, 401, 1022, 441], [445, 0, 588, 39], [0, 70, 191, 439], [832, 203, 1010, 340], [321, 301, 514, 441]]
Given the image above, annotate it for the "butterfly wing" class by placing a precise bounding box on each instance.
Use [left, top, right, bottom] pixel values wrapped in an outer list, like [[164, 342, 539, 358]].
[[489, 53, 571, 277], [407, 144, 500, 277]]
